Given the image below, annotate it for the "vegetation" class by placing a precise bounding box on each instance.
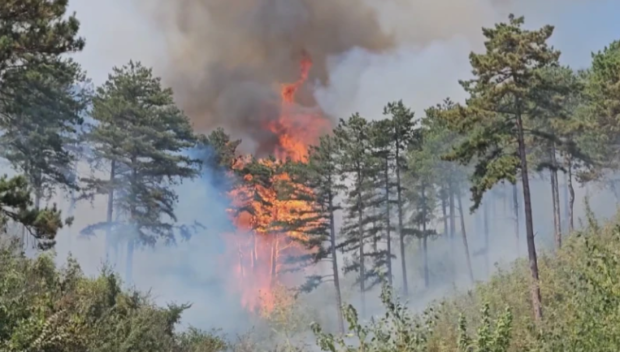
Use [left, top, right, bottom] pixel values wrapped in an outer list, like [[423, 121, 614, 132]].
[[1, 1, 620, 351]]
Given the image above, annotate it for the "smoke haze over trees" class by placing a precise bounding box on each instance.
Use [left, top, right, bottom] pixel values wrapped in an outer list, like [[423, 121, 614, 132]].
[[2, 0, 620, 351]]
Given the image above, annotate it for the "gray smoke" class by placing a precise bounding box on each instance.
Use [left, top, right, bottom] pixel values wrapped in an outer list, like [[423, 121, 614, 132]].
[[134, 0, 594, 154], [136, 0, 394, 154]]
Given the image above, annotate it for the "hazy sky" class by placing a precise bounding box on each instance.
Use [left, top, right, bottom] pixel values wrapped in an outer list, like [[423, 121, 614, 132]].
[[67, 0, 619, 85]]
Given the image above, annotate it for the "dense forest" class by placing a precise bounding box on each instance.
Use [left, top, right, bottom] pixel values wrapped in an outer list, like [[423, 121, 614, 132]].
[[2, 1, 620, 351]]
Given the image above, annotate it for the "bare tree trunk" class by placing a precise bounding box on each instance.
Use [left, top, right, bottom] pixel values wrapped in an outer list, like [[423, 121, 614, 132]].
[[563, 169, 569, 231], [422, 183, 429, 288], [512, 183, 520, 255], [106, 160, 116, 264], [449, 186, 456, 239], [251, 232, 257, 271], [396, 147, 408, 296], [457, 192, 474, 283], [441, 191, 448, 238], [551, 145, 562, 249], [372, 213, 379, 254], [550, 170, 561, 250], [516, 111, 543, 322], [328, 191, 345, 333], [566, 156, 575, 233], [423, 226, 429, 288], [270, 238, 275, 282], [384, 161, 393, 286], [127, 156, 138, 287], [448, 183, 457, 283], [553, 170, 562, 244], [357, 171, 366, 317]]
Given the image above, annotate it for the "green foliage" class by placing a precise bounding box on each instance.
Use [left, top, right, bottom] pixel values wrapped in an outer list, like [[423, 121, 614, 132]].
[[311, 282, 516, 352], [457, 304, 513, 352], [441, 14, 561, 210], [81, 61, 200, 246], [0, 58, 91, 205], [0, 0, 85, 78], [0, 175, 67, 249], [0, 242, 227, 352], [297, 135, 345, 284], [334, 114, 383, 293]]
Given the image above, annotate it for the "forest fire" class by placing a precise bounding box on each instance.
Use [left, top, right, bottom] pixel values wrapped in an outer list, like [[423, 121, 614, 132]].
[[225, 55, 329, 315]]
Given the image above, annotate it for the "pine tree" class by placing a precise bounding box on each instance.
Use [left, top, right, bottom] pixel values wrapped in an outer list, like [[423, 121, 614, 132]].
[[0, 59, 90, 208], [369, 119, 396, 286], [405, 127, 437, 288], [440, 15, 563, 321], [531, 66, 588, 245], [334, 113, 376, 316], [0, 0, 84, 82], [424, 98, 474, 283], [80, 61, 200, 284], [0, 175, 66, 249], [198, 127, 242, 172], [383, 101, 417, 295], [294, 134, 346, 333], [583, 41, 620, 202], [0, 0, 83, 250]]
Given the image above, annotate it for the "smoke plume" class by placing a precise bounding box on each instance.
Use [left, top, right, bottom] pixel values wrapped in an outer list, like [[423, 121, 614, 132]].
[[135, 0, 593, 155], [135, 0, 395, 154]]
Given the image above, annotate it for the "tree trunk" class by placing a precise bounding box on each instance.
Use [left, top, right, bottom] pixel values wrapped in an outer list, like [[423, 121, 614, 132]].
[[441, 191, 448, 238], [449, 182, 457, 283], [422, 183, 429, 288], [551, 145, 562, 249], [550, 170, 561, 250], [566, 156, 575, 233], [270, 236, 278, 285], [449, 186, 456, 239], [127, 156, 138, 287], [328, 191, 345, 333], [106, 160, 116, 265], [357, 170, 366, 317], [441, 188, 453, 282], [516, 111, 543, 322], [553, 170, 562, 244], [251, 232, 257, 271], [34, 188, 41, 210], [396, 146, 408, 296], [423, 227, 429, 288], [384, 160, 393, 286], [563, 169, 569, 231], [512, 183, 520, 255], [372, 213, 379, 253], [457, 192, 474, 283]]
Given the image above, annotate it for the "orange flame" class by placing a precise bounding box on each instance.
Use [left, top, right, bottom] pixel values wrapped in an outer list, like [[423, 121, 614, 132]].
[[224, 54, 328, 315]]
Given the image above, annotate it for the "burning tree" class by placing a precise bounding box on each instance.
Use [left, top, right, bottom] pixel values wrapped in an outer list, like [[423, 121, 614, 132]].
[[222, 54, 331, 315]]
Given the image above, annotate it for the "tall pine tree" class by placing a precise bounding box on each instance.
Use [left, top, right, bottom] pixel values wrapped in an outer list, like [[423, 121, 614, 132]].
[[0, 59, 90, 208], [382, 100, 417, 295], [297, 134, 346, 333], [81, 61, 200, 283], [441, 15, 562, 321], [334, 113, 376, 316]]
